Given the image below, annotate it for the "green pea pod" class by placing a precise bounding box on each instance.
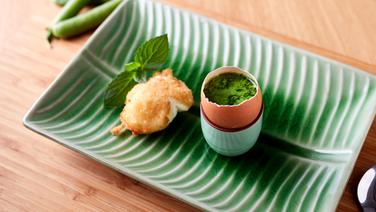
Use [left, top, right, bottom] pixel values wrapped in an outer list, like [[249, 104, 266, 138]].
[[51, 0, 69, 6], [51, 0, 110, 7], [47, 0, 91, 43], [51, 0, 122, 39]]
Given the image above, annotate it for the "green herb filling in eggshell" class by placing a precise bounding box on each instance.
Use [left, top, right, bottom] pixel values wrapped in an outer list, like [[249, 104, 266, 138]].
[[204, 73, 257, 105]]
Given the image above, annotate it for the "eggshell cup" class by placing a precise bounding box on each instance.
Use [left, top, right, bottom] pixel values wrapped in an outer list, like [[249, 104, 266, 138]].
[[200, 66, 263, 129], [200, 66, 263, 156]]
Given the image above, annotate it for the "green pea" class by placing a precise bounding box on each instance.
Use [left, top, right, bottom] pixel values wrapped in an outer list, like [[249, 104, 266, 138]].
[[51, 0, 122, 39], [47, 0, 91, 43]]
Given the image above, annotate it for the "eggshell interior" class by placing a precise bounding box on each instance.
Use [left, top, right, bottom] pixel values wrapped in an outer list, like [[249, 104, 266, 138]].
[[200, 66, 263, 129]]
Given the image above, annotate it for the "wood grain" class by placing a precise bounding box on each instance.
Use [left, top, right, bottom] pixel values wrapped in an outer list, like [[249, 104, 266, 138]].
[[165, 0, 376, 69], [0, 0, 375, 211]]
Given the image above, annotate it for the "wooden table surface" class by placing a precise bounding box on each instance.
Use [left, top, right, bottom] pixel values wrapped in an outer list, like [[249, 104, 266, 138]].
[[1, 0, 375, 211]]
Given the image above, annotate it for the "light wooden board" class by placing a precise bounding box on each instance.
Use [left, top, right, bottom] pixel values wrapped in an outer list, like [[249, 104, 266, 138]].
[[0, 0, 375, 211]]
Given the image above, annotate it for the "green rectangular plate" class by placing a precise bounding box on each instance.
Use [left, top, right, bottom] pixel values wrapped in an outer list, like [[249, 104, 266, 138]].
[[24, 0, 376, 211]]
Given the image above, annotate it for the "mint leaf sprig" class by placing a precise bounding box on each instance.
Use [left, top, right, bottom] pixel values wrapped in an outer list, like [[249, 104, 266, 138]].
[[104, 34, 169, 108]]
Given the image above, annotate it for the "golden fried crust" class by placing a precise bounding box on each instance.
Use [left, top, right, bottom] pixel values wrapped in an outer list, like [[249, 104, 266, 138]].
[[112, 69, 194, 135], [148, 69, 194, 107]]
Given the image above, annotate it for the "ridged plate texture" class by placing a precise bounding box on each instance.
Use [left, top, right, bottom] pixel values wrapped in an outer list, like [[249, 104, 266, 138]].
[[24, 0, 376, 211]]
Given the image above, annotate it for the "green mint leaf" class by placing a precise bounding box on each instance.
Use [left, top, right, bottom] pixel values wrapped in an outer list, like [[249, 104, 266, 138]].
[[134, 34, 169, 71], [104, 34, 170, 108], [134, 71, 147, 83], [104, 70, 137, 108], [125, 62, 146, 82], [124, 62, 141, 72]]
